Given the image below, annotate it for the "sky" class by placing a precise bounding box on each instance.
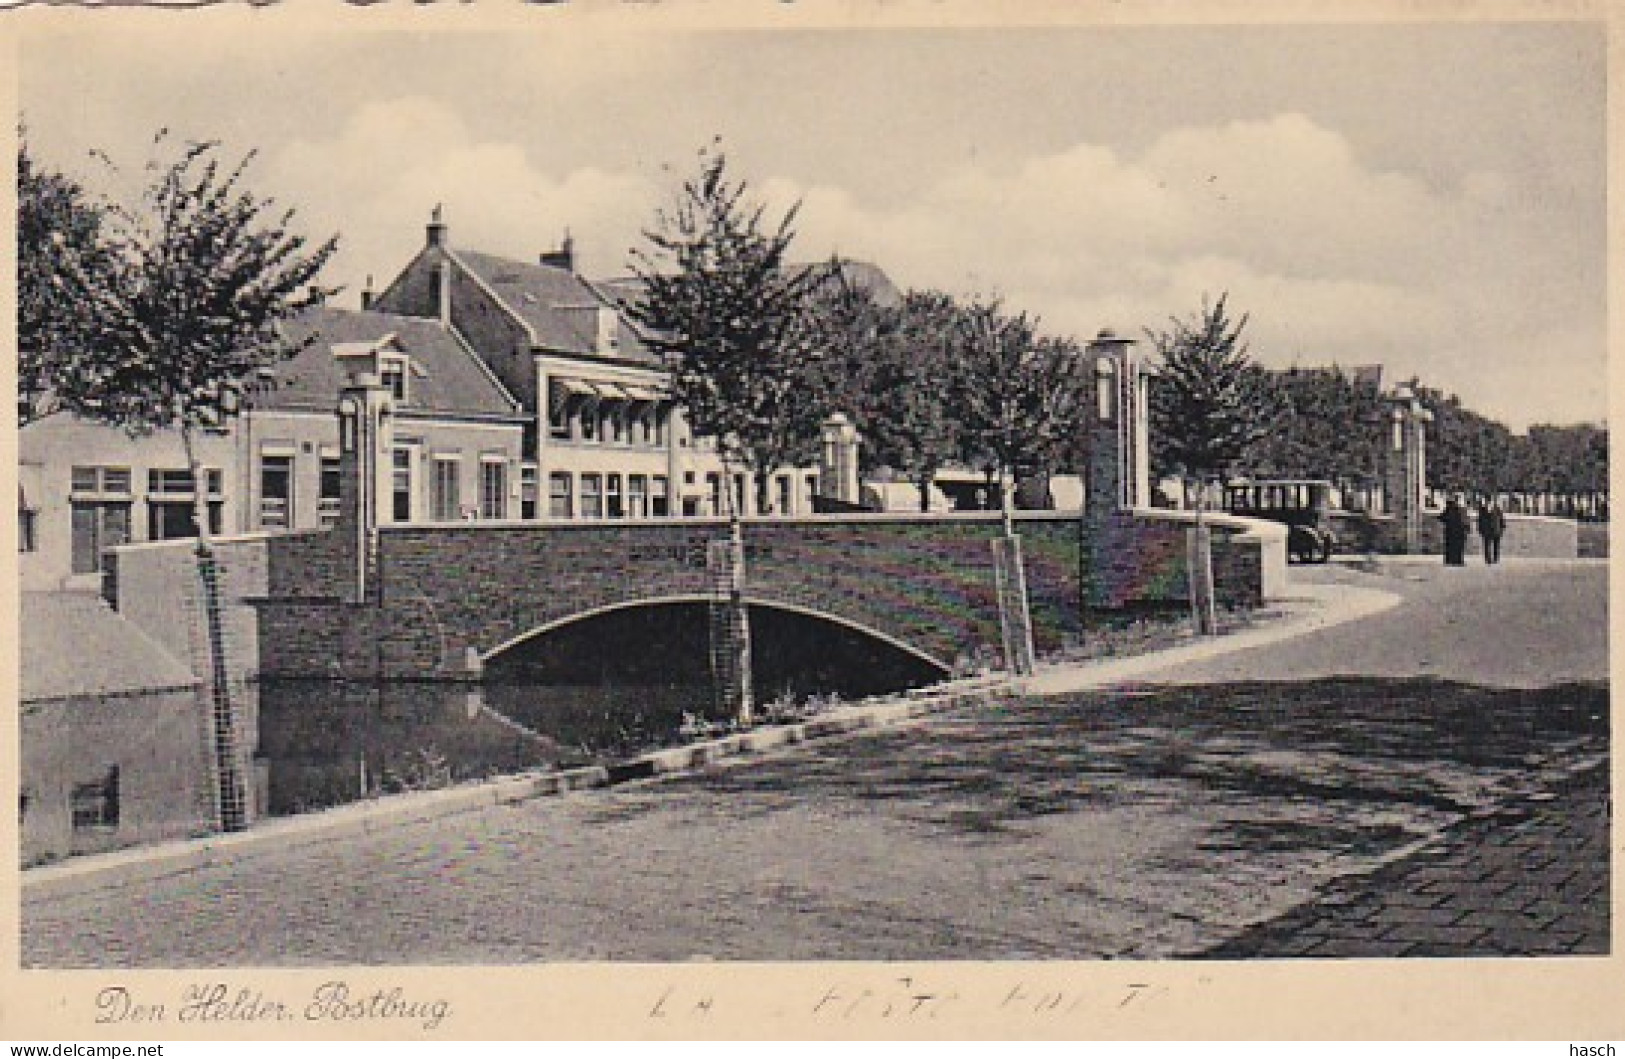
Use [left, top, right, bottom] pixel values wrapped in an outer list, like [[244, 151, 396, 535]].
[[17, 16, 1607, 431]]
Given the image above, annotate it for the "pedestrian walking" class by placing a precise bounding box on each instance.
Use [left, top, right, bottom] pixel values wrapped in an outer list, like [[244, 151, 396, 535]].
[[1439, 495, 1470, 566], [1477, 498, 1506, 564]]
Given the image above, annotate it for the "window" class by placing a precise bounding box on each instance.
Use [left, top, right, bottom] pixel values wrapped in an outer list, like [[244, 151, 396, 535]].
[[430, 457, 461, 521], [319, 455, 342, 528], [549, 395, 571, 440], [71, 766, 119, 830], [596, 307, 619, 353], [480, 459, 508, 520], [580, 474, 603, 518], [147, 468, 222, 497], [706, 473, 722, 515], [391, 448, 414, 523], [605, 474, 623, 518], [259, 454, 294, 529], [1095, 358, 1116, 421], [19, 506, 37, 553], [655, 407, 670, 447], [628, 475, 648, 519], [145, 467, 223, 543], [548, 472, 572, 518], [734, 474, 748, 516], [580, 406, 598, 442], [775, 475, 793, 516], [804, 474, 819, 513], [380, 356, 409, 404], [520, 463, 539, 520], [651, 476, 669, 517], [72, 502, 130, 574]]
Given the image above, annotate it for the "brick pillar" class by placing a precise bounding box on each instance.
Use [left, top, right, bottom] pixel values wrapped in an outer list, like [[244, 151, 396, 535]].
[[335, 373, 394, 602], [1382, 384, 1433, 553], [819, 412, 862, 505], [1084, 329, 1149, 519]]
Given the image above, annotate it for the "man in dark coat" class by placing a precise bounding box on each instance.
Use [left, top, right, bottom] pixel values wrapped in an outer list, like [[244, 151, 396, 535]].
[[1439, 496, 1470, 566], [1477, 499, 1506, 564]]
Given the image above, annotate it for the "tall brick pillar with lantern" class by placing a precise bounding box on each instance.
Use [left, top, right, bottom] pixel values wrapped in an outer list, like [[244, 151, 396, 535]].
[[335, 372, 395, 603], [1383, 384, 1433, 554], [818, 412, 863, 507], [1084, 329, 1151, 520]]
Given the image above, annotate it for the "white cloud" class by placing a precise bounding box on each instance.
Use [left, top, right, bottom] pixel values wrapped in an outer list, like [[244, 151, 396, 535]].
[[248, 101, 1597, 430], [263, 97, 662, 296], [754, 113, 1600, 429]]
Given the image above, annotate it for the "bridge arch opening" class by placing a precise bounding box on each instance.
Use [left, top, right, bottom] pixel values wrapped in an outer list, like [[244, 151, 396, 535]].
[[480, 599, 950, 738]]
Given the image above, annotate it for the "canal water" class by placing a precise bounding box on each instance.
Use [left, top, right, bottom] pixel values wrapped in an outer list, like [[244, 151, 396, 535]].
[[253, 602, 945, 817]]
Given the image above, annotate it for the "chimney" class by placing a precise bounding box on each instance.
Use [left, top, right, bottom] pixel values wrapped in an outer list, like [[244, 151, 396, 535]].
[[539, 230, 576, 273], [426, 203, 447, 248], [360, 275, 375, 311]]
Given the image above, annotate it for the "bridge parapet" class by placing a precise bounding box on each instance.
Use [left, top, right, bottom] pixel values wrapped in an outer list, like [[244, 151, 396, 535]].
[[220, 508, 1280, 683]]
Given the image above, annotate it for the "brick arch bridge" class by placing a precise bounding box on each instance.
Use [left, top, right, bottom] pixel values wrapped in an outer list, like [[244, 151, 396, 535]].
[[478, 593, 956, 676], [241, 510, 1278, 683]]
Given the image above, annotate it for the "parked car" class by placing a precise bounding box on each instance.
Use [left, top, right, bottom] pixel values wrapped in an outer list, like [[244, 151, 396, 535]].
[[1224, 479, 1338, 563]]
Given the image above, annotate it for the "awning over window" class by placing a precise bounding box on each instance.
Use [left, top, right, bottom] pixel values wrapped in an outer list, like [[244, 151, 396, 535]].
[[620, 384, 665, 403], [551, 378, 600, 400]]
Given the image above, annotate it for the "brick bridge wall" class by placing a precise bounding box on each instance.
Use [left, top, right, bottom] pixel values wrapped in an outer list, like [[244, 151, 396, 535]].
[[105, 511, 1280, 683], [235, 510, 1279, 681]]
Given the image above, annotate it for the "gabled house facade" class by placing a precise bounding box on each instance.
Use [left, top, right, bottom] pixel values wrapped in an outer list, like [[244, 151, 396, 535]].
[[19, 303, 528, 591], [369, 211, 824, 520]]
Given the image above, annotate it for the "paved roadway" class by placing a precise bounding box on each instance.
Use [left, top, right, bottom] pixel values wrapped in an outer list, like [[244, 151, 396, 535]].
[[22, 558, 1609, 967]]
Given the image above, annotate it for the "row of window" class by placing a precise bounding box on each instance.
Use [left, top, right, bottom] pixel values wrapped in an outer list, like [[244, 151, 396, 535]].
[[548, 394, 671, 448], [63, 465, 228, 572], [260, 454, 342, 531], [546, 472, 671, 519], [390, 449, 509, 523], [539, 470, 821, 519], [71, 466, 225, 499]]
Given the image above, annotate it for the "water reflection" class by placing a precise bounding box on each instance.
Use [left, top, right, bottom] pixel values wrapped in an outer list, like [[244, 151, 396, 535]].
[[252, 678, 719, 817], [254, 602, 944, 817]]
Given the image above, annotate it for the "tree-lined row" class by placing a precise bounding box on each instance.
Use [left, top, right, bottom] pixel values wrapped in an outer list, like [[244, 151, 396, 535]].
[[23, 137, 1603, 520], [627, 147, 1090, 513]]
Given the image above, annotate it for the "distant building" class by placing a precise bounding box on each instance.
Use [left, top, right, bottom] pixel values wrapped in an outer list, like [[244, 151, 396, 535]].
[[369, 210, 830, 520]]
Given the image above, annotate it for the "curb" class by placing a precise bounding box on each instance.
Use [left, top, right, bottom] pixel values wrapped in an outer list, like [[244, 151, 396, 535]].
[[22, 675, 1015, 902], [1022, 580, 1401, 696]]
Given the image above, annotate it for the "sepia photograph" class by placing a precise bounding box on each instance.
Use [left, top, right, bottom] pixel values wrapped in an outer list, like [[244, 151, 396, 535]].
[[4, 1, 1617, 1041]]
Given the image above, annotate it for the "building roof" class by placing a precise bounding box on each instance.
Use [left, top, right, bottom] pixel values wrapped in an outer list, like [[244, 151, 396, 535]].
[[254, 306, 523, 420], [452, 250, 661, 366], [21, 591, 197, 703]]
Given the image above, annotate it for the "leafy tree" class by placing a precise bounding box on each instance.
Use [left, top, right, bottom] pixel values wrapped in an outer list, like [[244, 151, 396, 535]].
[[951, 300, 1086, 523], [17, 131, 114, 426], [805, 276, 964, 510], [1246, 365, 1385, 504], [865, 290, 967, 511], [52, 133, 339, 542], [628, 145, 825, 515], [51, 133, 338, 832], [1147, 293, 1279, 502]]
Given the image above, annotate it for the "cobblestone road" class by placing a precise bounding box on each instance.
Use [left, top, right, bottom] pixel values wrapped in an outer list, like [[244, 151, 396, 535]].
[[1201, 759, 1611, 958], [22, 559, 1611, 966]]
